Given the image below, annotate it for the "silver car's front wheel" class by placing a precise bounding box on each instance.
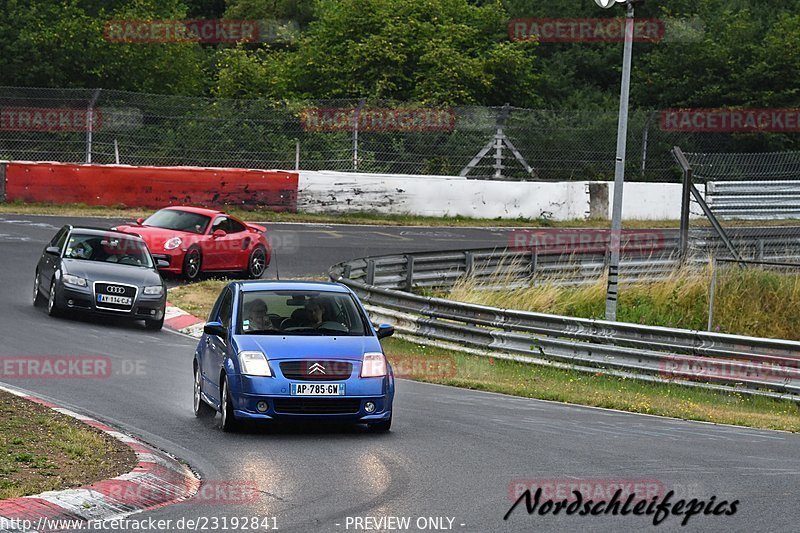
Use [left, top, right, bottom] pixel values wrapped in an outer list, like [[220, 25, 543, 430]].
[[33, 272, 43, 306]]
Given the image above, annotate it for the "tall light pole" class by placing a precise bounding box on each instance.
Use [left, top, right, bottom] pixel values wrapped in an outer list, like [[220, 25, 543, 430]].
[[596, 0, 636, 321]]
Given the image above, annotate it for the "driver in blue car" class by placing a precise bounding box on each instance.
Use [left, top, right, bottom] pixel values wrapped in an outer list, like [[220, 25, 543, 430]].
[[303, 300, 325, 328]]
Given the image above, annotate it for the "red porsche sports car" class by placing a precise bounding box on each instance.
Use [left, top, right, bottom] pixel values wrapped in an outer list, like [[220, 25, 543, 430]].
[[114, 207, 271, 280]]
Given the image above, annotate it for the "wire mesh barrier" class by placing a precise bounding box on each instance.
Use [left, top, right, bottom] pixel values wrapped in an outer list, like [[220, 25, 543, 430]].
[[2, 87, 799, 181], [673, 147, 800, 263]]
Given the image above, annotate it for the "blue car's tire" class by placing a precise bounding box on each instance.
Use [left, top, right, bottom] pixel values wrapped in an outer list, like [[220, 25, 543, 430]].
[[219, 376, 239, 432], [193, 365, 215, 418], [368, 415, 392, 433]]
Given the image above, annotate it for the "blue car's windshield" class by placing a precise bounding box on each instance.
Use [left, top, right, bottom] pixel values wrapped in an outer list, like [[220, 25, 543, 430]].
[[239, 290, 368, 336]]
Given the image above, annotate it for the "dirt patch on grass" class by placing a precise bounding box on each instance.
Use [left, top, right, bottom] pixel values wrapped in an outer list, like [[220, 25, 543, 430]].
[[0, 390, 137, 499]]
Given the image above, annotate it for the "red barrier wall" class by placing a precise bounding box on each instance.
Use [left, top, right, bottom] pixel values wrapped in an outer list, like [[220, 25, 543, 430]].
[[2, 162, 298, 212]]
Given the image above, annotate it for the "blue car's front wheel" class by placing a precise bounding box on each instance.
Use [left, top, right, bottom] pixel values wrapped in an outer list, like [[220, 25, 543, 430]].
[[368, 415, 392, 433], [219, 376, 239, 432], [193, 365, 215, 418]]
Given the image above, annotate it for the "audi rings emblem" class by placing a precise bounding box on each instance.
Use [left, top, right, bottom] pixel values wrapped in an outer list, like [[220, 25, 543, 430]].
[[105, 285, 126, 294]]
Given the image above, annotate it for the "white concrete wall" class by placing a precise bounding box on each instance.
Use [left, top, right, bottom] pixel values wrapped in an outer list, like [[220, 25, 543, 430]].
[[298, 171, 695, 221], [606, 182, 704, 220]]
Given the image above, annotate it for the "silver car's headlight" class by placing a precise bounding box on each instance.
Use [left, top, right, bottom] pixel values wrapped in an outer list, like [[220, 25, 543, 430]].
[[238, 351, 272, 377], [143, 285, 163, 296], [62, 274, 87, 287]]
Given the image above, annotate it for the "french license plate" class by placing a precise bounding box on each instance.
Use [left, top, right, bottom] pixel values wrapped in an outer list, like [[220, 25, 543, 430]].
[[291, 383, 344, 396], [97, 294, 132, 306]]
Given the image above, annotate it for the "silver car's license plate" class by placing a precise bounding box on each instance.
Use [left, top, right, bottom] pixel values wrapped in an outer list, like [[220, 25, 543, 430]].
[[97, 294, 132, 306], [290, 383, 344, 396]]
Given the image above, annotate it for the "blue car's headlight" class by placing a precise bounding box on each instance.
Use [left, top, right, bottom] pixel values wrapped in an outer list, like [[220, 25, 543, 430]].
[[62, 274, 87, 288], [238, 351, 272, 377], [360, 352, 387, 377]]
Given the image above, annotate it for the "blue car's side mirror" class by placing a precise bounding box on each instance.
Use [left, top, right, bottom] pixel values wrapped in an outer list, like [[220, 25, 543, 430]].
[[204, 321, 227, 338], [376, 324, 394, 340]]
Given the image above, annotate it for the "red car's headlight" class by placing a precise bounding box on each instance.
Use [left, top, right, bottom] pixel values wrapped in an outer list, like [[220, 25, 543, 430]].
[[164, 237, 182, 250]]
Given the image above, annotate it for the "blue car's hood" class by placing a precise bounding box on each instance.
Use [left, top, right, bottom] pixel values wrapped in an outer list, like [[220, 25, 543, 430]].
[[233, 334, 382, 361]]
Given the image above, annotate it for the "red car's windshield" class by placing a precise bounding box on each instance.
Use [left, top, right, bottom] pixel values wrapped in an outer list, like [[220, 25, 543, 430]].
[[143, 209, 211, 234]]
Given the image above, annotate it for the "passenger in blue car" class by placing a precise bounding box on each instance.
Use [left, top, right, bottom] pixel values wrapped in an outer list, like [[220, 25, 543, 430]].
[[244, 298, 276, 332]]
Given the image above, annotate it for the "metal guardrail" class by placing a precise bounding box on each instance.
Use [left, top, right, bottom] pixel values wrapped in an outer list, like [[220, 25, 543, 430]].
[[706, 180, 800, 219], [329, 243, 800, 403]]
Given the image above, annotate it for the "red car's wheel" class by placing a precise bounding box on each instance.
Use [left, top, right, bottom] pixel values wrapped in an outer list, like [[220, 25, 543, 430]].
[[246, 246, 267, 279], [183, 247, 202, 281]]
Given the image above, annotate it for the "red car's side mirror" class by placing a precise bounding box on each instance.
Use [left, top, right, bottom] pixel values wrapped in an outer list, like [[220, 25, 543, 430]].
[[212, 229, 226, 238], [136, 217, 145, 225]]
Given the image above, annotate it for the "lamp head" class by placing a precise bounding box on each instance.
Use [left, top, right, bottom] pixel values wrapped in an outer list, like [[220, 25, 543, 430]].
[[595, 0, 625, 8]]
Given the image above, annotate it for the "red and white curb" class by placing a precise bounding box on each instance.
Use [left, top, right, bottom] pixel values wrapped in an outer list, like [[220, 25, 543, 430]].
[[0, 384, 199, 533], [164, 302, 205, 338]]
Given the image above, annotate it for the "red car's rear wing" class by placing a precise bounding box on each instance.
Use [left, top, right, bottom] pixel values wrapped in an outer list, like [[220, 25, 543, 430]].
[[246, 223, 266, 233]]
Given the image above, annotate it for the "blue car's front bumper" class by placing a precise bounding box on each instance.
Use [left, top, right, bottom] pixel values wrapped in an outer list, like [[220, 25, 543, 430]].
[[229, 367, 394, 422]]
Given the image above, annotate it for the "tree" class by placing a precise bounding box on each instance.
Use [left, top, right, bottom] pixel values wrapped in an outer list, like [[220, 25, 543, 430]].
[[0, 0, 206, 94], [214, 0, 540, 106]]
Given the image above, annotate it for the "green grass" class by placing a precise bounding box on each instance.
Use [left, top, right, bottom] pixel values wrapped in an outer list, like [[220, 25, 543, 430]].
[[450, 263, 800, 340], [168, 279, 800, 432], [0, 391, 136, 499], [382, 337, 800, 432]]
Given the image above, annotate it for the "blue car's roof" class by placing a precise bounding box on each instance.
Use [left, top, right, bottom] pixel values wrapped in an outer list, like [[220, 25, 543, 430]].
[[236, 280, 350, 293]]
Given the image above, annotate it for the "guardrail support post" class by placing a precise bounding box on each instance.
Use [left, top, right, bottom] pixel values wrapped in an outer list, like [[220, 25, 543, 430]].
[[343, 263, 352, 279], [529, 248, 538, 278], [366, 259, 375, 286], [707, 257, 717, 331], [404, 255, 414, 292], [464, 251, 474, 277], [758, 239, 764, 261]]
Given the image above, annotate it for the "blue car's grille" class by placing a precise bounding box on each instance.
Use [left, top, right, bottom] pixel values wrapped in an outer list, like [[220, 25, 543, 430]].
[[272, 398, 361, 415], [280, 360, 353, 381]]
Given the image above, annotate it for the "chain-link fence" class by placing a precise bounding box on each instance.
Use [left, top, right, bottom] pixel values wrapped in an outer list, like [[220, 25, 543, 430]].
[[672, 148, 800, 270], [2, 86, 799, 181]]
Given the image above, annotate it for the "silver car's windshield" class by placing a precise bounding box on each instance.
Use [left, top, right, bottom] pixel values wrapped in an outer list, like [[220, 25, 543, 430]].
[[64, 233, 154, 268], [239, 290, 368, 336]]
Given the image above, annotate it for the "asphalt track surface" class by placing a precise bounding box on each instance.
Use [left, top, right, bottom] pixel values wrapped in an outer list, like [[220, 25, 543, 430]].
[[1, 215, 798, 533]]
